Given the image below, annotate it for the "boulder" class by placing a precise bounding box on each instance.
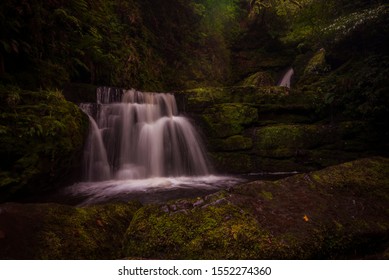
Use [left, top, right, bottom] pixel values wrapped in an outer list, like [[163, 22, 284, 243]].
[[0, 87, 89, 200], [0, 201, 141, 259], [123, 157, 389, 259]]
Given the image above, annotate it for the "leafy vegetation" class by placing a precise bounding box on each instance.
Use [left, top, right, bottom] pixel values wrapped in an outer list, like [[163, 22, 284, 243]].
[[0, 86, 88, 199], [0, 0, 246, 91]]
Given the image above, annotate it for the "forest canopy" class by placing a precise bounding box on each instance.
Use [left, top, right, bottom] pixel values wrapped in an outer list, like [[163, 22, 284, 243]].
[[0, 0, 387, 91]]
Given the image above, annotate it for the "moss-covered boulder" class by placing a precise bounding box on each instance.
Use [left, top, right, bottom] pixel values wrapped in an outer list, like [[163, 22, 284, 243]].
[[303, 49, 329, 75], [174, 86, 290, 113], [242, 72, 275, 87], [210, 152, 254, 174], [253, 124, 333, 158], [210, 135, 253, 151], [201, 103, 258, 138], [0, 201, 142, 259], [123, 157, 389, 259], [0, 157, 388, 259], [0, 87, 89, 200]]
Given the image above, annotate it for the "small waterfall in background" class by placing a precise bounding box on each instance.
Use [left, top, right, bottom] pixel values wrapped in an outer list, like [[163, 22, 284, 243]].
[[277, 67, 294, 88], [80, 87, 210, 182]]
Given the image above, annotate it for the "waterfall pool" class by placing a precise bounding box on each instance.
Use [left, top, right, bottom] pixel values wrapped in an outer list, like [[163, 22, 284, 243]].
[[61, 175, 245, 205]]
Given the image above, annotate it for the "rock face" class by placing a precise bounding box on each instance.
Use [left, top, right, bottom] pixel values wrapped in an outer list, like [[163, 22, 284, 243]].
[[1, 157, 388, 259], [0, 87, 89, 200], [175, 86, 376, 173], [123, 157, 389, 259]]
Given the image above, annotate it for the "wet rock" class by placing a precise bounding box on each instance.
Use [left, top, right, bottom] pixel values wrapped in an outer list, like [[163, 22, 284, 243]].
[[123, 157, 389, 259], [193, 199, 204, 208], [1, 157, 388, 260]]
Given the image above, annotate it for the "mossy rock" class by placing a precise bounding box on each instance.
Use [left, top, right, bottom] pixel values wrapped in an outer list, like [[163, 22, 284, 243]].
[[304, 49, 329, 75], [210, 135, 253, 152], [0, 201, 142, 259], [174, 86, 289, 113], [252, 124, 333, 158], [201, 103, 258, 138], [210, 152, 254, 174], [0, 87, 89, 199], [124, 196, 275, 259], [242, 72, 275, 87], [123, 157, 389, 259]]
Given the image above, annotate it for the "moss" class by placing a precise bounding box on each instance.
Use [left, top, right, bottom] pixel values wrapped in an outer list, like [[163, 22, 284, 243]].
[[210, 135, 253, 151], [202, 103, 258, 138], [175, 86, 290, 113], [121, 157, 389, 259], [252, 124, 331, 158], [0, 201, 142, 259], [210, 152, 254, 174], [1, 158, 388, 259], [242, 72, 275, 87], [308, 157, 389, 196], [0, 87, 89, 199], [260, 191, 273, 200], [124, 199, 275, 259], [304, 49, 329, 75]]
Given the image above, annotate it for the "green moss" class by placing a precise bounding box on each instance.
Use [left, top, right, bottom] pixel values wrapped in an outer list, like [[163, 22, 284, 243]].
[[210, 135, 253, 151], [175, 86, 290, 113], [253, 124, 330, 158], [121, 157, 389, 259], [309, 157, 389, 196], [0, 87, 89, 199], [304, 49, 329, 75], [242, 72, 274, 87], [260, 191, 273, 200], [0, 201, 142, 259], [124, 200, 274, 259], [210, 152, 254, 174], [202, 103, 258, 138], [1, 158, 388, 259]]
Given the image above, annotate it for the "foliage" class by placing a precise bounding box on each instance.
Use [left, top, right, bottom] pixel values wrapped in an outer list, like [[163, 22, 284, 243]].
[[281, 1, 388, 49], [0, 86, 88, 198], [0, 0, 246, 91]]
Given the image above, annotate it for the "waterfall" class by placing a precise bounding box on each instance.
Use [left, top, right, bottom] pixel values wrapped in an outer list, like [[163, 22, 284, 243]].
[[277, 67, 294, 88], [80, 87, 210, 182]]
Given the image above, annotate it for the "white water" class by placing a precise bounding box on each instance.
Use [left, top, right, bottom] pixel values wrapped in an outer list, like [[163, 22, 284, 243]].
[[80, 87, 211, 181], [70, 87, 241, 204], [66, 175, 244, 205], [277, 67, 294, 88]]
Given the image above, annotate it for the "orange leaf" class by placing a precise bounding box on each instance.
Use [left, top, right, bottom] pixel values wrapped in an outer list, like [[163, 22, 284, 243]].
[[303, 215, 309, 222]]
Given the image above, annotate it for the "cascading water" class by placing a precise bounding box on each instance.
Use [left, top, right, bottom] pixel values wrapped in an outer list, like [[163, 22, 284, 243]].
[[67, 87, 242, 205], [277, 67, 294, 88], [81, 87, 210, 181]]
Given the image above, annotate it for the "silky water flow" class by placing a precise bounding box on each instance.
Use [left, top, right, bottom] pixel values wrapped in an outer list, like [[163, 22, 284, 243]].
[[67, 87, 242, 205]]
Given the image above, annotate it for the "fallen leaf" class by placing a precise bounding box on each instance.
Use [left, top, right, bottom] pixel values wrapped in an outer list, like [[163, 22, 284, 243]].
[[303, 215, 309, 222]]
